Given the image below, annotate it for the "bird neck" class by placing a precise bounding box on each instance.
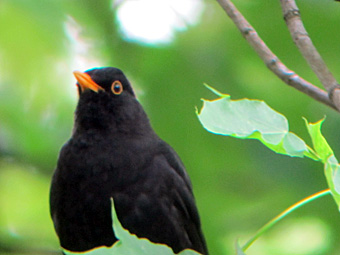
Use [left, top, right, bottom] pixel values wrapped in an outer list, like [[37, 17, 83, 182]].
[[73, 105, 155, 139]]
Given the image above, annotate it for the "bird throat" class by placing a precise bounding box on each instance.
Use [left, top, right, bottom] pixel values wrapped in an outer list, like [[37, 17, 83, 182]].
[[73, 93, 153, 138]]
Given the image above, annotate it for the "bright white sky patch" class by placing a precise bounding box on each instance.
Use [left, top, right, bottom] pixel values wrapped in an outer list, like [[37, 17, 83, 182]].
[[59, 16, 103, 100], [116, 0, 204, 45], [64, 16, 102, 71]]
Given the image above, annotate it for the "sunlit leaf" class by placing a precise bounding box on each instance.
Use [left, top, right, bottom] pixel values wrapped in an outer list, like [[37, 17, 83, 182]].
[[303, 118, 340, 208], [304, 118, 333, 163], [235, 240, 246, 255], [324, 156, 340, 210], [63, 199, 202, 255], [197, 86, 318, 160]]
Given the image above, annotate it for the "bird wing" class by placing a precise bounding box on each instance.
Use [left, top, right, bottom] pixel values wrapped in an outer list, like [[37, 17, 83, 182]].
[[158, 140, 208, 255]]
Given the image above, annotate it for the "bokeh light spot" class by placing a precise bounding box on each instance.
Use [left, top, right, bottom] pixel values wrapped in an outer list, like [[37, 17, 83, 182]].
[[116, 0, 204, 45]]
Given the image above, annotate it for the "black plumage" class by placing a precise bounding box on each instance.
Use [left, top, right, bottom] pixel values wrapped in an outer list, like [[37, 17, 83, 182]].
[[50, 67, 208, 254]]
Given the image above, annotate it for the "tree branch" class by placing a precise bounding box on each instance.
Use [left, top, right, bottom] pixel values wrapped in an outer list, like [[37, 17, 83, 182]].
[[216, 0, 338, 111], [280, 0, 340, 110]]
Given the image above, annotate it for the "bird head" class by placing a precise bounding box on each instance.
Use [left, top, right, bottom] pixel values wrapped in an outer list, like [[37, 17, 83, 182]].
[[72, 67, 150, 135], [73, 67, 135, 97]]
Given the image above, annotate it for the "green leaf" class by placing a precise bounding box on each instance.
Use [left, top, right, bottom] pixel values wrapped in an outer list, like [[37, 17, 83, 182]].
[[63, 199, 202, 255], [304, 118, 340, 209], [63, 247, 112, 255], [304, 118, 333, 163], [324, 156, 340, 210], [235, 240, 246, 255], [197, 88, 318, 160]]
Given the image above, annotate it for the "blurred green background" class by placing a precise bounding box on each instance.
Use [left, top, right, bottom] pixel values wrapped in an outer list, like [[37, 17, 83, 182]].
[[1, 0, 340, 254]]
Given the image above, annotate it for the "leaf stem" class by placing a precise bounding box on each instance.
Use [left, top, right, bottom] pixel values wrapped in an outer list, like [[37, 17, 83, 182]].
[[242, 188, 331, 252]]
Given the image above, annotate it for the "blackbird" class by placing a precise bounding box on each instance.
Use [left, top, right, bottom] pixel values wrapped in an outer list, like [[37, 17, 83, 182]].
[[50, 67, 208, 254]]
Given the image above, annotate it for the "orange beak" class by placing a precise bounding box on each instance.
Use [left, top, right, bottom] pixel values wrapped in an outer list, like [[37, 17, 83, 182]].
[[73, 71, 104, 93]]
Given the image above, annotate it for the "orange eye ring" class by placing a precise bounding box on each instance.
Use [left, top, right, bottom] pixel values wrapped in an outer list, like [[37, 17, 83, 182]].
[[111, 80, 123, 95]]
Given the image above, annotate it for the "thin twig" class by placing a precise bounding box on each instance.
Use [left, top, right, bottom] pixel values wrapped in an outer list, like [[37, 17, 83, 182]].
[[280, 0, 340, 110], [242, 189, 331, 251], [215, 0, 338, 111]]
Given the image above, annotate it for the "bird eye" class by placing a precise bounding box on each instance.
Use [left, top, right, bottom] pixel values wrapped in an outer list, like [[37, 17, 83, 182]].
[[111, 80, 123, 95]]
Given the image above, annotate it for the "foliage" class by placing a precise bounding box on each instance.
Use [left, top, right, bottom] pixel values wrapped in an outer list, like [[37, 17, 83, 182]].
[[197, 85, 318, 160], [1, 1, 340, 255], [64, 200, 201, 255], [197, 86, 340, 253]]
